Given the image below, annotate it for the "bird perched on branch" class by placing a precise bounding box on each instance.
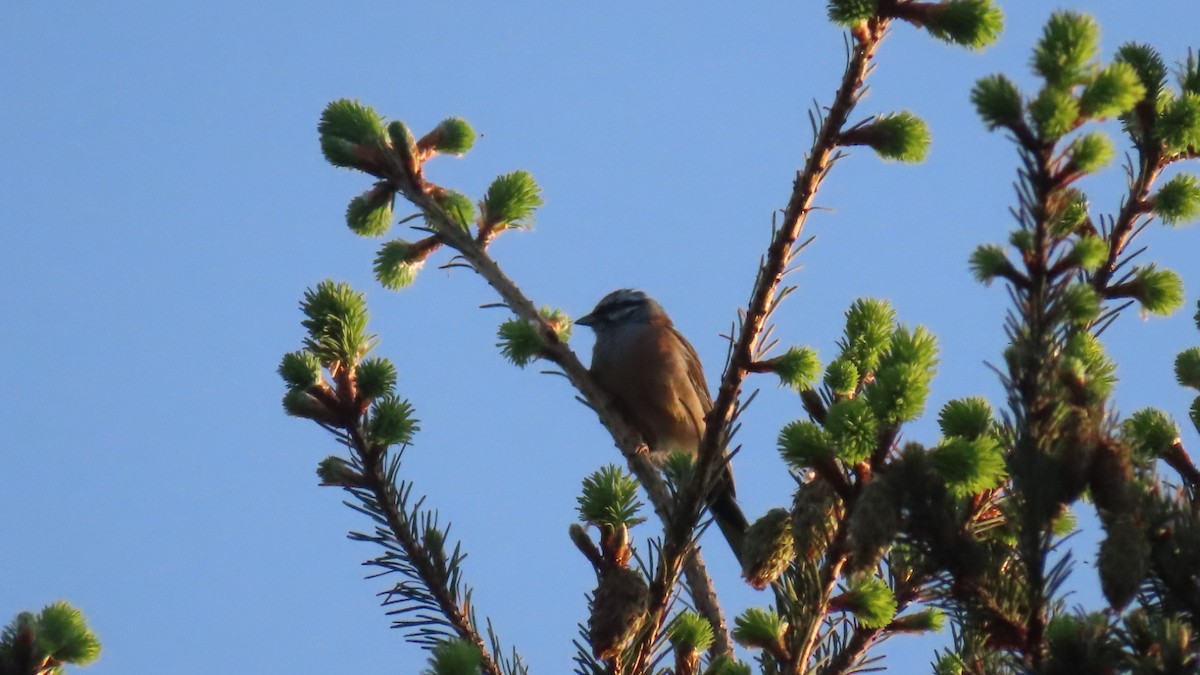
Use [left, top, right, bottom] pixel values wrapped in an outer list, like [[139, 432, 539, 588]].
[[577, 289, 748, 558]]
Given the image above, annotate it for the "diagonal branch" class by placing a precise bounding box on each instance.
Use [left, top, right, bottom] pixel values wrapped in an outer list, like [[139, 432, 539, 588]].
[[348, 426, 507, 675], [697, 22, 887, 482], [628, 20, 893, 674], [405, 192, 736, 658], [1090, 146, 1162, 295]]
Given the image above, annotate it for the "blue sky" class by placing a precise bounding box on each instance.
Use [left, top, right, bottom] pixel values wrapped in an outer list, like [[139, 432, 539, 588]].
[[2, 2, 1198, 673]]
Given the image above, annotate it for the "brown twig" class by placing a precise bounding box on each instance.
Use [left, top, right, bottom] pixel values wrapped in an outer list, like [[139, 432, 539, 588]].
[[350, 427, 506, 675], [626, 19, 893, 674], [697, 21, 886, 484], [822, 578, 927, 675], [1089, 136, 1163, 295], [630, 22, 900, 675], [1162, 440, 1200, 493], [393, 186, 737, 660]]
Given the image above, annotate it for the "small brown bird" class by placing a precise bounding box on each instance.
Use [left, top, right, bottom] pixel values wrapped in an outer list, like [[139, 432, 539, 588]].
[[577, 289, 749, 557]]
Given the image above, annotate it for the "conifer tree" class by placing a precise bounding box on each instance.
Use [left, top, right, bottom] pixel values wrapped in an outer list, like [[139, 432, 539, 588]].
[[281, 3, 1200, 673]]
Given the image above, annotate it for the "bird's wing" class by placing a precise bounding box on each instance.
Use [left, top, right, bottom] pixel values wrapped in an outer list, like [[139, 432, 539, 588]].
[[672, 326, 714, 412]]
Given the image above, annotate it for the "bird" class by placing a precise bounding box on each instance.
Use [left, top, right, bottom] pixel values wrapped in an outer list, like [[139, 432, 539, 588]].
[[576, 289, 749, 559]]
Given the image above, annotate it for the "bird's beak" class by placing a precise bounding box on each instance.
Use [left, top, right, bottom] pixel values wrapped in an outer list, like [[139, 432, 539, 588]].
[[575, 312, 596, 327]]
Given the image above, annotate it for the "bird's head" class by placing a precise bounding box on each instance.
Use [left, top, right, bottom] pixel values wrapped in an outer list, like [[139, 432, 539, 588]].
[[576, 289, 668, 332]]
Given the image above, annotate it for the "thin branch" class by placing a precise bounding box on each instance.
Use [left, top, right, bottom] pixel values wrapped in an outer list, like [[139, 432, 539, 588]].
[[698, 21, 886, 476], [1162, 440, 1200, 494], [820, 576, 927, 675], [1089, 136, 1162, 295], [629, 19, 893, 673], [395, 181, 736, 658], [350, 426, 506, 675]]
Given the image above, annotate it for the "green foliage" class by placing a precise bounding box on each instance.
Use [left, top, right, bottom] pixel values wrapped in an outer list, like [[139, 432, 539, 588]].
[[1044, 613, 1122, 673], [866, 358, 932, 426], [731, 608, 787, 653], [778, 420, 833, 468], [320, 136, 362, 171], [34, 601, 102, 665], [971, 74, 1023, 130], [1181, 51, 1200, 96], [1060, 283, 1101, 326], [423, 639, 483, 675], [481, 170, 544, 229], [319, 99, 386, 168], [356, 357, 397, 400], [865, 326, 939, 425], [0, 602, 102, 670], [374, 239, 428, 290], [301, 15, 1200, 675], [1158, 93, 1200, 152], [430, 117, 476, 156], [792, 479, 843, 562], [706, 655, 753, 675], [1079, 62, 1146, 119], [937, 397, 993, 440], [1049, 190, 1090, 236], [1062, 331, 1117, 400], [388, 120, 416, 158], [278, 350, 323, 391], [840, 576, 897, 629], [320, 99, 386, 145], [1067, 131, 1115, 173], [1130, 264, 1185, 316], [541, 307, 572, 344], [968, 243, 1010, 284], [316, 455, 363, 487], [741, 508, 795, 590], [436, 190, 477, 230], [346, 186, 395, 236], [1122, 408, 1179, 461], [1030, 86, 1080, 140], [1177, 346, 1200, 388], [666, 611, 715, 653], [864, 111, 931, 162], [1064, 235, 1108, 272], [497, 307, 570, 368], [1097, 515, 1150, 609], [1115, 43, 1168, 100], [589, 566, 649, 661], [281, 389, 328, 421], [918, 0, 1003, 50], [933, 653, 966, 675], [1052, 506, 1078, 537], [846, 479, 899, 573], [300, 280, 373, 367], [1009, 228, 1034, 254], [1126, 613, 1196, 674], [826, 0, 877, 26], [930, 437, 1006, 497], [824, 358, 860, 396], [769, 346, 821, 390], [497, 318, 543, 368], [366, 395, 418, 447], [891, 608, 945, 633], [578, 465, 643, 528], [1032, 11, 1099, 87], [282, 278, 517, 663], [662, 450, 696, 489], [840, 298, 896, 374], [1153, 174, 1200, 225], [826, 398, 878, 464]]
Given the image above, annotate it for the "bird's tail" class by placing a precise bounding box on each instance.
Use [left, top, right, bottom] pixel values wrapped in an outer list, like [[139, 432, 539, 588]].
[[706, 467, 749, 564]]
